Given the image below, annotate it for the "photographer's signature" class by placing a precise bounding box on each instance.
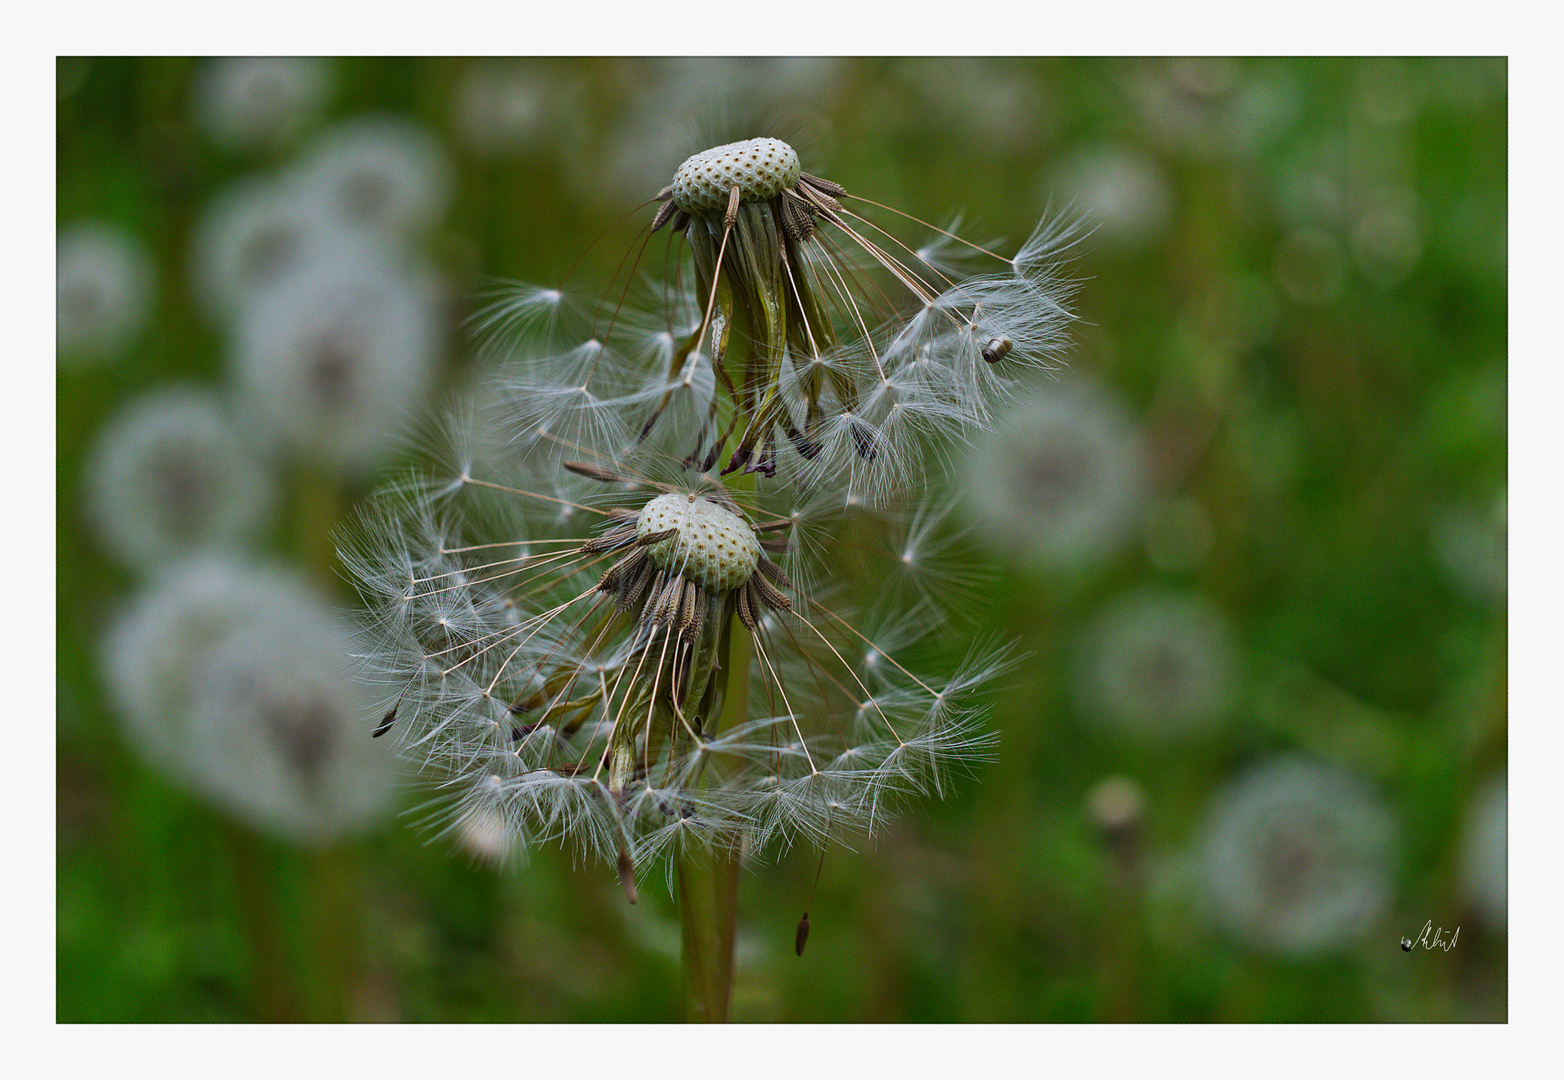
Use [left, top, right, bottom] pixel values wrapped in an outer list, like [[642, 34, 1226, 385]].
[[1400, 920, 1459, 952]]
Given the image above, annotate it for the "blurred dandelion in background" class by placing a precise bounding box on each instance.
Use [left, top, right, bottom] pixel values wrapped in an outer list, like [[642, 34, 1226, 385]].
[[1459, 772, 1506, 933], [451, 62, 556, 160], [102, 556, 399, 843], [56, 220, 155, 364], [183, 604, 399, 844], [1047, 141, 1175, 252], [231, 242, 445, 473], [193, 56, 332, 153], [961, 378, 1147, 573], [1199, 756, 1397, 957], [190, 173, 346, 323], [83, 386, 276, 571], [295, 116, 454, 240], [103, 558, 293, 762], [1073, 586, 1237, 743], [1431, 487, 1507, 608]]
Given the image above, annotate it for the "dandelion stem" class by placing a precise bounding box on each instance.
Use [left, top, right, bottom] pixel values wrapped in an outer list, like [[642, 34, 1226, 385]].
[[304, 846, 356, 1022], [676, 843, 741, 1022], [222, 821, 297, 1021], [676, 466, 754, 1022], [294, 460, 343, 580]]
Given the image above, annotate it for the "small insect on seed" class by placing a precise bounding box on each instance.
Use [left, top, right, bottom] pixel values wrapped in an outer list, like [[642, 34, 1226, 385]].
[[981, 336, 1014, 364]]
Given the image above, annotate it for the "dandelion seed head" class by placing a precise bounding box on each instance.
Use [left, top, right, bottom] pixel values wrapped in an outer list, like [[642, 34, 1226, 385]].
[[346, 440, 997, 868], [84, 386, 275, 571], [636, 493, 762, 592], [1200, 756, 1396, 956], [671, 137, 802, 212]]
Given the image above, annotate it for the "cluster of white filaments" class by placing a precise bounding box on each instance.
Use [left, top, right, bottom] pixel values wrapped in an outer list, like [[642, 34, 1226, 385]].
[[346, 429, 1002, 871], [348, 136, 1050, 876]]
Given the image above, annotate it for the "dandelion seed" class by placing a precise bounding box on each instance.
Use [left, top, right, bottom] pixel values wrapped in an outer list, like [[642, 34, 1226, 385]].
[[57, 221, 154, 364], [1199, 756, 1396, 956], [83, 385, 276, 571]]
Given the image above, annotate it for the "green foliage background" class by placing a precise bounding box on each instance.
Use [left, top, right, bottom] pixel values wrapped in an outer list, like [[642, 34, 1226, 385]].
[[57, 57, 1506, 1022]]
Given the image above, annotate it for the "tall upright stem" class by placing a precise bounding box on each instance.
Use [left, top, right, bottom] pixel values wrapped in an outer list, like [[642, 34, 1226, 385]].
[[293, 460, 356, 1020], [676, 466, 754, 1023], [223, 821, 296, 1021], [305, 847, 354, 1022], [294, 461, 343, 582], [677, 841, 742, 1022]]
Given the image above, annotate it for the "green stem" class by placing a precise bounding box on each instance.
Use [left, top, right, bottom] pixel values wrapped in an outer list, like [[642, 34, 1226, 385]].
[[677, 842, 742, 1022], [304, 846, 355, 1022], [292, 461, 359, 1020], [676, 467, 755, 1023], [294, 461, 344, 583], [223, 821, 296, 1022]]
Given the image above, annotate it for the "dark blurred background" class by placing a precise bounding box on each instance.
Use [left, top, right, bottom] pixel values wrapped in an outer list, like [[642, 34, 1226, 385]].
[[57, 56, 1506, 1022]]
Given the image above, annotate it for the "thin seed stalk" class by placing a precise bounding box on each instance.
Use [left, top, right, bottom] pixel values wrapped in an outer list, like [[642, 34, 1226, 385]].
[[676, 466, 754, 1022]]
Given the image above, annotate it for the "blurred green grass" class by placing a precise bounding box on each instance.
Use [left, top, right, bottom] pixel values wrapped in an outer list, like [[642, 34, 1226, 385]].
[[57, 56, 1505, 1022]]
